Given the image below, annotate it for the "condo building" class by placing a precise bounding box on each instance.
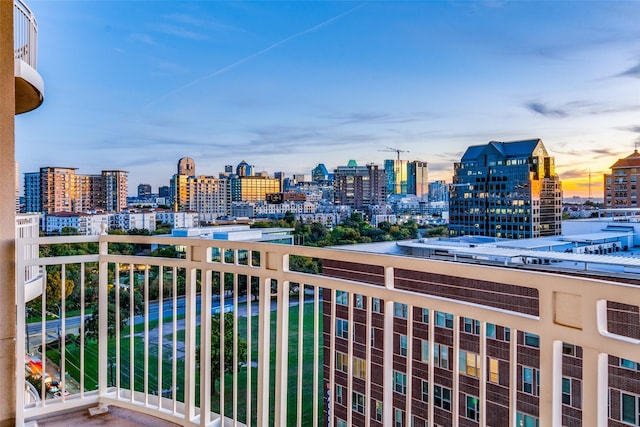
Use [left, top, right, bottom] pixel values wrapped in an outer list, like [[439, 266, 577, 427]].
[[604, 149, 640, 209], [449, 139, 562, 239], [322, 226, 640, 427], [333, 161, 387, 209], [24, 167, 128, 215]]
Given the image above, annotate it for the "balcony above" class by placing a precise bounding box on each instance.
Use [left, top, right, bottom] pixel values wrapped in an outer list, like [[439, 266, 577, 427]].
[[14, 0, 43, 114]]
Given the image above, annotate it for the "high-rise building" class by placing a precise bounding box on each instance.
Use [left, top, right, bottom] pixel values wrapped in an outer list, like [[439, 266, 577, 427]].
[[333, 161, 387, 209], [449, 139, 562, 239], [138, 183, 152, 198], [231, 175, 281, 203], [407, 161, 429, 198], [100, 170, 128, 213], [385, 159, 428, 197], [177, 157, 195, 176], [187, 176, 229, 221], [236, 160, 252, 177], [604, 149, 640, 209], [23, 172, 40, 213], [312, 163, 329, 182], [39, 167, 78, 214], [428, 180, 449, 203], [158, 186, 170, 198]]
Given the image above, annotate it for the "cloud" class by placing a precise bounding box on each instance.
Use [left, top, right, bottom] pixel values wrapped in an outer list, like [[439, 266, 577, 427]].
[[145, 4, 364, 109], [525, 102, 568, 118], [616, 62, 640, 78], [621, 125, 640, 133], [151, 23, 209, 41], [129, 33, 156, 45]]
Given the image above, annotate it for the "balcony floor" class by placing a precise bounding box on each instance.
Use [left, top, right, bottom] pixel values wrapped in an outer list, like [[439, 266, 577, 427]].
[[34, 406, 180, 427]]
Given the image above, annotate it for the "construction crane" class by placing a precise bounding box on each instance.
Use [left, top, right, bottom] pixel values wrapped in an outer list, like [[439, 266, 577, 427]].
[[378, 147, 409, 194], [378, 147, 409, 162]]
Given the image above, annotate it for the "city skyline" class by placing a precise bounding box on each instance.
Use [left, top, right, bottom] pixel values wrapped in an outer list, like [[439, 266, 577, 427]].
[[14, 1, 640, 197]]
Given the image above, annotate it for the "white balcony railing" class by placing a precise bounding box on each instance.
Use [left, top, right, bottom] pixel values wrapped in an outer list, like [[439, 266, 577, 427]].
[[13, 0, 38, 68], [15, 234, 640, 426]]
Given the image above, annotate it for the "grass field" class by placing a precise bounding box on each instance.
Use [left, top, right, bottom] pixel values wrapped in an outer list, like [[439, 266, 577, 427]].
[[52, 298, 324, 426]]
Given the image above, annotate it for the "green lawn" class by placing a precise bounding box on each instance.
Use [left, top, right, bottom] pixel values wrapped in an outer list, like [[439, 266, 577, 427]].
[[53, 298, 324, 426]]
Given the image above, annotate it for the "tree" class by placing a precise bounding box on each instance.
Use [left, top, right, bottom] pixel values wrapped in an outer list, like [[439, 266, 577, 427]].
[[196, 312, 247, 395], [84, 288, 144, 340]]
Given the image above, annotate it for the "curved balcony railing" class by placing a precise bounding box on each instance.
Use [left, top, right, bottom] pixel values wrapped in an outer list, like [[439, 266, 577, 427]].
[[14, 234, 640, 426], [13, 0, 38, 68]]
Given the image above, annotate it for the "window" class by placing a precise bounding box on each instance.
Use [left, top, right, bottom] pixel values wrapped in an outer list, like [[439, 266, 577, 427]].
[[412, 416, 426, 427], [463, 317, 480, 335], [524, 332, 539, 348], [422, 380, 429, 402], [516, 412, 539, 427], [486, 323, 496, 339], [434, 385, 452, 411], [459, 351, 480, 378], [562, 377, 571, 406], [371, 328, 377, 348], [489, 357, 499, 383], [352, 392, 365, 414], [422, 308, 429, 323], [400, 334, 407, 356], [522, 367, 540, 396], [355, 294, 363, 309], [620, 358, 640, 371], [394, 302, 408, 319], [394, 371, 407, 394], [374, 400, 383, 421], [353, 357, 366, 379], [336, 352, 347, 372], [421, 340, 429, 362], [372, 298, 381, 313], [562, 343, 576, 356], [465, 395, 480, 421], [336, 419, 347, 427], [434, 344, 450, 369], [336, 290, 348, 305], [505, 327, 511, 342], [622, 392, 640, 425], [394, 408, 404, 427], [435, 311, 453, 328], [335, 384, 344, 404], [336, 319, 348, 339]]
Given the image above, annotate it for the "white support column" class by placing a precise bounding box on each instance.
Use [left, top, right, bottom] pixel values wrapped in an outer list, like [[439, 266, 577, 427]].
[[183, 268, 198, 421], [98, 236, 109, 396], [406, 306, 414, 425], [452, 315, 460, 425], [581, 347, 609, 427], [427, 309, 434, 427], [256, 277, 272, 427], [365, 297, 372, 427], [538, 337, 562, 426], [383, 265, 395, 427], [508, 328, 518, 427], [346, 291, 354, 427], [200, 270, 212, 426], [479, 321, 487, 427], [274, 279, 290, 427]]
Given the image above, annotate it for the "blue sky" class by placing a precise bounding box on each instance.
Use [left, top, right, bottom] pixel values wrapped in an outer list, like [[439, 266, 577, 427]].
[[15, 0, 640, 197]]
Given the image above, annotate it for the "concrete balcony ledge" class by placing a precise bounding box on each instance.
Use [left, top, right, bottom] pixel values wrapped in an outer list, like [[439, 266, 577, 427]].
[[31, 405, 180, 427], [15, 58, 44, 114]]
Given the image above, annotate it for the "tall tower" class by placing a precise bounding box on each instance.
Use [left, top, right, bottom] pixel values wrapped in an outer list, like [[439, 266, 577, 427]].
[[449, 139, 562, 239], [178, 157, 195, 176], [101, 170, 128, 213]]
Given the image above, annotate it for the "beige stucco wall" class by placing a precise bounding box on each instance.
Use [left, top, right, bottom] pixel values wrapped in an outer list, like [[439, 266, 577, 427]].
[[0, 1, 17, 425]]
